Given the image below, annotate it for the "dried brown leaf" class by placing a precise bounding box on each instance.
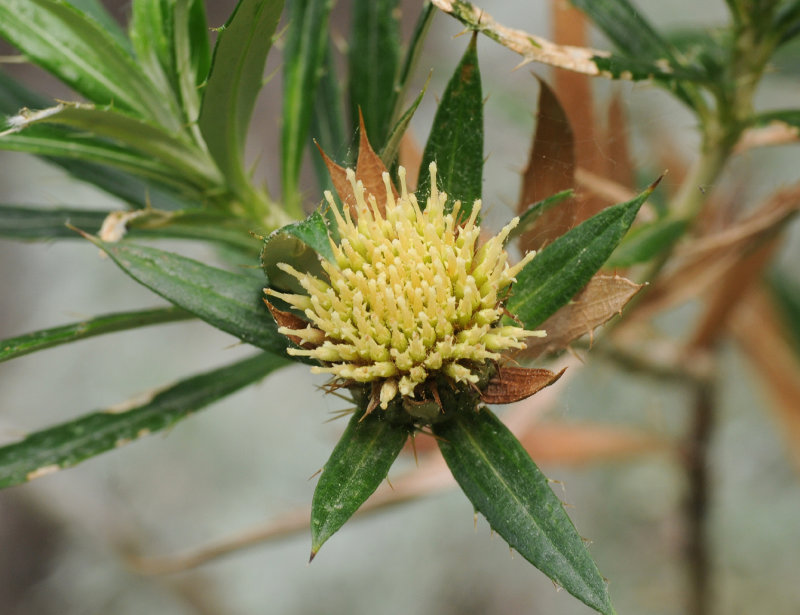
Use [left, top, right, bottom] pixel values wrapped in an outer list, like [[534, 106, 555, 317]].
[[689, 239, 778, 350], [431, 0, 612, 76], [634, 184, 800, 321], [735, 121, 800, 154], [356, 111, 398, 214], [604, 93, 635, 188], [551, 1, 597, 174], [397, 131, 422, 191], [730, 288, 800, 471], [480, 366, 566, 404], [518, 76, 576, 251], [517, 422, 670, 465], [263, 299, 317, 348], [315, 142, 356, 216], [523, 274, 643, 358]]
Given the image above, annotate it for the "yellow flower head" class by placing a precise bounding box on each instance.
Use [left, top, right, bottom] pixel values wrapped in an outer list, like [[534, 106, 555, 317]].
[[266, 162, 544, 410]]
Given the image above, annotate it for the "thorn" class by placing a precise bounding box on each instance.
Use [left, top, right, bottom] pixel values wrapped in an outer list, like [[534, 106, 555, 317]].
[[307, 468, 322, 481], [309, 550, 317, 564]]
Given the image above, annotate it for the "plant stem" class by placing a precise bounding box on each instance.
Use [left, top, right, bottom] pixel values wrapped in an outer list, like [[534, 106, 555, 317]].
[[685, 378, 716, 615]]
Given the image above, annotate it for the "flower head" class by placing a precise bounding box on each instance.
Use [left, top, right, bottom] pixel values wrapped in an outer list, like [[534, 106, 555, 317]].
[[266, 162, 543, 411]]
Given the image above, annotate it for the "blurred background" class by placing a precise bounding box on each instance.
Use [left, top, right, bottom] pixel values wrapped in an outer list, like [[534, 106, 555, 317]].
[[1, 1, 799, 613]]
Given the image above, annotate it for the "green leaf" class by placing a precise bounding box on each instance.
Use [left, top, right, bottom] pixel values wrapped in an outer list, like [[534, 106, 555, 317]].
[[310, 406, 409, 557], [173, 0, 211, 128], [84, 236, 291, 355], [0, 0, 176, 128], [0, 352, 288, 489], [310, 41, 348, 192], [0, 306, 191, 363], [393, 2, 435, 115], [0, 123, 206, 203], [507, 180, 659, 329], [752, 109, 800, 130], [261, 209, 332, 293], [0, 204, 261, 251], [282, 0, 334, 214], [65, 0, 131, 51], [198, 0, 283, 193], [130, 0, 179, 97], [0, 70, 193, 209], [349, 0, 401, 150], [0, 205, 107, 240], [434, 408, 615, 615], [569, 0, 692, 71], [569, 0, 704, 106], [510, 189, 574, 241], [606, 218, 688, 268], [380, 73, 430, 168], [418, 33, 483, 215], [5, 104, 222, 189]]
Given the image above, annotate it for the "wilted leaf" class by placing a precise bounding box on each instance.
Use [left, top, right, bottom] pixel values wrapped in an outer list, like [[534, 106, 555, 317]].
[[518, 421, 669, 465], [263, 300, 315, 348], [689, 240, 778, 350], [731, 288, 800, 471], [551, 2, 599, 173], [481, 366, 566, 404], [635, 184, 800, 321], [356, 111, 399, 214], [523, 274, 642, 358], [518, 76, 576, 251]]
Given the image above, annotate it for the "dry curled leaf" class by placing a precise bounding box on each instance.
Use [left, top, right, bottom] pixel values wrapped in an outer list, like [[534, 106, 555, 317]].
[[316, 117, 398, 217], [480, 366, 566, 404], [263, 299, 317, 348], [731, 288, 800, 472], [356, 111, 398, 214], [523, 274, 642, 358], [431, 0, 611, 76], [518, 76, 576, 251]]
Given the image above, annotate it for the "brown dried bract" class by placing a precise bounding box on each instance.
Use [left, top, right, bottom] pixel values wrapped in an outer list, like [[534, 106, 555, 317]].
[[316, 115, 398, 219], [263, 299, 319, 349], [480, 366, 566, 404]]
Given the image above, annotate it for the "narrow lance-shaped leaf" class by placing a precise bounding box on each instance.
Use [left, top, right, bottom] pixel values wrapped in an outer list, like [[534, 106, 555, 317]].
[[380, 73, 430, 169], [568, 0, 703, 106], [0, 352, 288, 489], [0, 70, 194, 209], [518, 76, 575, 252], [282, 0, 334, 215], [606, 218, 688, 268], [391, 1, 435, 122], [0, 0, 177, 127], [0, 307, 192, 363], [5, 104, 222, 189], [310, 406, 409, 558], [83, 235, 291, 356], [130, 0, 180, 103], [510, 189, 574, 241], [66, 0, 131, 51], [173, 0, 212, 133], [507, 178, 660, 329], [349, 0, 401, 150], [418, 33, 483, 215], [310, 41, 348, 193], [434, 408, 615, 615], [198, 0, 283, 192]]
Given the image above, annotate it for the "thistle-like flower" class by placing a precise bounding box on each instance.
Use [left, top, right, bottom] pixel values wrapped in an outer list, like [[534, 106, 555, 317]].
[[266, 162, 544, 412]]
